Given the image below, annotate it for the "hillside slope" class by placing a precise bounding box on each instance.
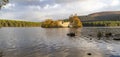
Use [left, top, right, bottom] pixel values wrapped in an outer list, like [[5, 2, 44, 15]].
[[79, 11, 120, 22]]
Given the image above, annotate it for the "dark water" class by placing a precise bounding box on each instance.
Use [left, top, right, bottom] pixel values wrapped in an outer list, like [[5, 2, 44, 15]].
[[0, 27, 120, 57]]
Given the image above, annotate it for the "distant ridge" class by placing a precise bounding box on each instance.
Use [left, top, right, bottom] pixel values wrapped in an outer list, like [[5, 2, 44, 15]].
[[78, 11, 120, 22], [89, 11, 120, 17]]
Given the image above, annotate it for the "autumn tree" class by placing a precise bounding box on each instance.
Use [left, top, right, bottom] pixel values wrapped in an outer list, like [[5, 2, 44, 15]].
[[41, 19, 53, 28], [69, 14, 83, 28], [41, 19, 62, 28]]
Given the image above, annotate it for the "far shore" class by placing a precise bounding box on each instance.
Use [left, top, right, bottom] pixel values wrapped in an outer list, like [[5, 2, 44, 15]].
[[83, 26, 120, 28], [0, 26, 120, 28]]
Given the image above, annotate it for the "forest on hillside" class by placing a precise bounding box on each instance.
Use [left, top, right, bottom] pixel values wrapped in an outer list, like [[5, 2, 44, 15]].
[[63, 19, 120, 27], [83, 21, 120, 27], [0, 20, 41, 27]]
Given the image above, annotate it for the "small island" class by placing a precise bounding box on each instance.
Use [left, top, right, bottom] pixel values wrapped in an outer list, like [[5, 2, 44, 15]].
[[41, 14, 83, 28]]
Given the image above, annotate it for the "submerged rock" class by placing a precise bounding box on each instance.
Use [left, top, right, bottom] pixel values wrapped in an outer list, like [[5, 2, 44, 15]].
[[67, 33, 76, 37], [113, 37, 120, 40], [112, 34, 120, 40], [87, 53, 92, 56], [105, 32, 113, 37], [110, 55, 120, 57]]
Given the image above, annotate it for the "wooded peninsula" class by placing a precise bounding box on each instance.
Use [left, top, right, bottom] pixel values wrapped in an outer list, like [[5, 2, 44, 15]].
[[0, 20, 41, 27]]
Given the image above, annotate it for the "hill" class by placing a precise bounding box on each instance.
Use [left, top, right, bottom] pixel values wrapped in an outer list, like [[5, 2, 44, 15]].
[[79, 11, 120, 22]]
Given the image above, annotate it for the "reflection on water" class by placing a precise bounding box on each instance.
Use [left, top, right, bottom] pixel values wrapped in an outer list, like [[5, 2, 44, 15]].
[[68, 28, 81, 37], [0, 27, 120, 57]]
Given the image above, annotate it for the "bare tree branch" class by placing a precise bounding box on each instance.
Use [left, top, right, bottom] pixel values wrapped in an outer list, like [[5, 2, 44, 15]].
[[0, 0, 9, 9]]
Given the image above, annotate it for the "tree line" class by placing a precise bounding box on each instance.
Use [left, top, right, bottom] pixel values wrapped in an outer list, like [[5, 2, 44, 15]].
[[0, 20, 41, 27], [83, 21, 120, 27]]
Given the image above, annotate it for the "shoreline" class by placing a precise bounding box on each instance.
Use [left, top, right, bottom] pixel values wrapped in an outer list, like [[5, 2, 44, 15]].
[[83, 27, 120, 28]]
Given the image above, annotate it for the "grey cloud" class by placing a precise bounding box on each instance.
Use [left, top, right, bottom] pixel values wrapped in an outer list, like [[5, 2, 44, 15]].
[[9, 0, 82, 9], [10, 0, 55, 8], [54, 0, 82, 3], [0, 0, 120, 21]]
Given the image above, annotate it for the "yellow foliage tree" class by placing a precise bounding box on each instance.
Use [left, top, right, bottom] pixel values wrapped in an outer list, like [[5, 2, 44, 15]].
[[69, 15, 83, 28], [41, 19, 61, 28]]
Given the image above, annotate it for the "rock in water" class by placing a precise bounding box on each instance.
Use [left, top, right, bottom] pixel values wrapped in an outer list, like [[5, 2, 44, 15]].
[[67, 33, 75, 37]]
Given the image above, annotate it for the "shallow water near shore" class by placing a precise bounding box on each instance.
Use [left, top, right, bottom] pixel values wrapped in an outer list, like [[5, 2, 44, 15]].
[[0, 27, 120, 57]]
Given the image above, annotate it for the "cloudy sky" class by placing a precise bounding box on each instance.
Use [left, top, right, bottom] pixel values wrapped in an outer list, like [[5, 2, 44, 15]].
[[0, 0, 120, 21]]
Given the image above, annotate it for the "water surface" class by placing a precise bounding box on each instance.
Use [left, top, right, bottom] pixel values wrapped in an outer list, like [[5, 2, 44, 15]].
[[0, 27, 120, 57]]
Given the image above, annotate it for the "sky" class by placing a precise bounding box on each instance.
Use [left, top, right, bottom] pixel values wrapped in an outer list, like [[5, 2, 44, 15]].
[[0, 0, 120, 21]]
